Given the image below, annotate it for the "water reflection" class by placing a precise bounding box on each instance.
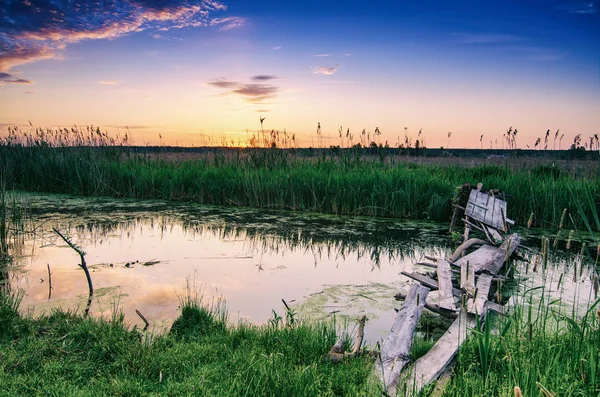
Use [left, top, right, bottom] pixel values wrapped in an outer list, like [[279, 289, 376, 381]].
[[10, 192, 451, 342], [8, 192, 597, 343]]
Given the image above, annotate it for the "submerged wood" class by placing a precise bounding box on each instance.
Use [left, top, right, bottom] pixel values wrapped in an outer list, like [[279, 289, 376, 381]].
[[436, 260, 457, 311], [401, 310, 477, 396], [375, 284, 430, 394]]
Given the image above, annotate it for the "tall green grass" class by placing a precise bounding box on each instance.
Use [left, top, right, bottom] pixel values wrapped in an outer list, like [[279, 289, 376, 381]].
[[2, 126, 599, 229], [0, 288, 375, 396]]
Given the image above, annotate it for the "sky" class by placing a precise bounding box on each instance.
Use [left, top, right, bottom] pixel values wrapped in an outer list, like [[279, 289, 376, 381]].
[[0, 0, 598, 148]]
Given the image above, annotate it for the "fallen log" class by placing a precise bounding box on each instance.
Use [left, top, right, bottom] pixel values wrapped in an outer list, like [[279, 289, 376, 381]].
[[375, 284, 430, 394]]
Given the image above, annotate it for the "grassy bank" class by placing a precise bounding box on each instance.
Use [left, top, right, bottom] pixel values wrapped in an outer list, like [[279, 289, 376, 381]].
[[2, 127, 600, 229], [0, 291, 375, 396], [429, 288, 600, 397]]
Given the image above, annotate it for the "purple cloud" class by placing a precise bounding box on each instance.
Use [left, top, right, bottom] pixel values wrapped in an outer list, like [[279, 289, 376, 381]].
[[0, 0, 242, 78]]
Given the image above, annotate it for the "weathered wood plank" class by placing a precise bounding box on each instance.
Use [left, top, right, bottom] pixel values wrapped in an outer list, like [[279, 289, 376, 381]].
[[467, 273, 493, 314], [400, 271, 439, 290], [460, 261, 475, 295], [400, 271, 462, 297], [454, 244, 502, 272], [485, 300, 505, 315], [436, 260, 457, 311], [400, 310, 477, 395], [479, 234, 521, 274], [447, 238, 487, 263], [375, 284, 430, 393], [465, 189, 513, 232]]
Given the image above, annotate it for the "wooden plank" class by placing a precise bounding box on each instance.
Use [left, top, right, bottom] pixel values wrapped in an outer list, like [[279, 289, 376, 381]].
[[479, 234, 521, 274], [467, 273, 493, 314], [454, 244, 501, 273], [465, 189, 510, 232], [485, 300, 505, 315], [400, 271, 462, 297], [401, 271, 439, 290], [460, 261, 475, 295], [400, 310, 477, 395], [436, 260, 457, 311], [375, 284, 430, 393]]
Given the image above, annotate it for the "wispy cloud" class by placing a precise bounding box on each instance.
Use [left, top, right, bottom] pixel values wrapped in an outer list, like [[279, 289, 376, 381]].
[[519, 46, 568, 62], [343, 53, 353, 57], [312, 65, 339, 75], [208, 79, 240, 88], [559, 0, 598, 14], [251, 75, 277, 81], [454, 33, 526, 44], [272, 46, 282, 50], [313, 53, 332, 57], [208, 76, 279, 103], [0, 72, 33, 85], [98, 80, 121, 85], [210, 16, 246, 31], [232, 84, 278, 102], [0, 0, 242, 79]]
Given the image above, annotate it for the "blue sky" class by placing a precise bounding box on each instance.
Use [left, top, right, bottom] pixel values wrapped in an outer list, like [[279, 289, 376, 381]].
[[0, 0, 598, 147]]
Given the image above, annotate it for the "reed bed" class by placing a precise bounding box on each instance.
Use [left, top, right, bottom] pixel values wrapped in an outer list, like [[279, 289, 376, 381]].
[[1, 126, 599, 230]]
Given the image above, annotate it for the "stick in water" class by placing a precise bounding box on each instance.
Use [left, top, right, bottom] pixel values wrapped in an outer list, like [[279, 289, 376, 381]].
[[53, 228, 94, 317]]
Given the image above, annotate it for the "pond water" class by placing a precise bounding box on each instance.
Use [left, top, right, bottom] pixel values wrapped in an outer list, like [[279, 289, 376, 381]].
[[5, 192, 453, 343], [3, 193, 597, 344]]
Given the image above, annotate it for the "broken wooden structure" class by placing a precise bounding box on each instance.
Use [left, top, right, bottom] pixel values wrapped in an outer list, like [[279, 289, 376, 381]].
[[375, 184, 522, 396]]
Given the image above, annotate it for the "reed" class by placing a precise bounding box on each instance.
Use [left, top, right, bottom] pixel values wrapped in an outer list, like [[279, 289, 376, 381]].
[[1, 126, 600, 230]]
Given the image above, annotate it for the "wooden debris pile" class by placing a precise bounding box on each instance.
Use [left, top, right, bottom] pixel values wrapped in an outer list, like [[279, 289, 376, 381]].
[[375, 183, 523, 396]]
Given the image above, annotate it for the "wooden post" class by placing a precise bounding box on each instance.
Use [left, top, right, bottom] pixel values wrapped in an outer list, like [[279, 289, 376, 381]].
[[436, 260, 457, 311]]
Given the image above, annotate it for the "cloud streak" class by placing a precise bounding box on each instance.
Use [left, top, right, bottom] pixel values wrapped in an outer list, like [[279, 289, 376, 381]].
[[208, 76, 279, 103], [98, 80, 121, 85], [313, 65, 339, 75], [0, 0, 242, 78], [454, 33, 525, 44], [251, 75, 277, 81], [0, 72, 33, 85], [559, 1, 598, 14]]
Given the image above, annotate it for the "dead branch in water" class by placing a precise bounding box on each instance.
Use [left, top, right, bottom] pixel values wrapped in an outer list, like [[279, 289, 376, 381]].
[[325, 315, 367, 363], [53, 228, 94, 317], [47, 263, 52, 300], [136, 309, 149, 331]]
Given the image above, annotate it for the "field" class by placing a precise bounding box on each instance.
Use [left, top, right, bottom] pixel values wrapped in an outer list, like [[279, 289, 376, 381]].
[[1, 126, 599, 396]]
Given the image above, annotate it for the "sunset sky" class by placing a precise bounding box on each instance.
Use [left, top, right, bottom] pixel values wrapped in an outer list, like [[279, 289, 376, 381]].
[[1, 0, 598, 148]]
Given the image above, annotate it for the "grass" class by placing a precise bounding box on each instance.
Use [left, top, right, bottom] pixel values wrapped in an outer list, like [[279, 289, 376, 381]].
[[428, 290, 600, 396], [0, 289, 376, 396], [1, 126, 600, 230]]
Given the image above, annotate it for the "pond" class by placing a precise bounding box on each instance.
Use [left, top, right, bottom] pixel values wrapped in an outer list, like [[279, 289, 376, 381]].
[[5, 192, 453, 342], [3, 192, 597, 343]]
